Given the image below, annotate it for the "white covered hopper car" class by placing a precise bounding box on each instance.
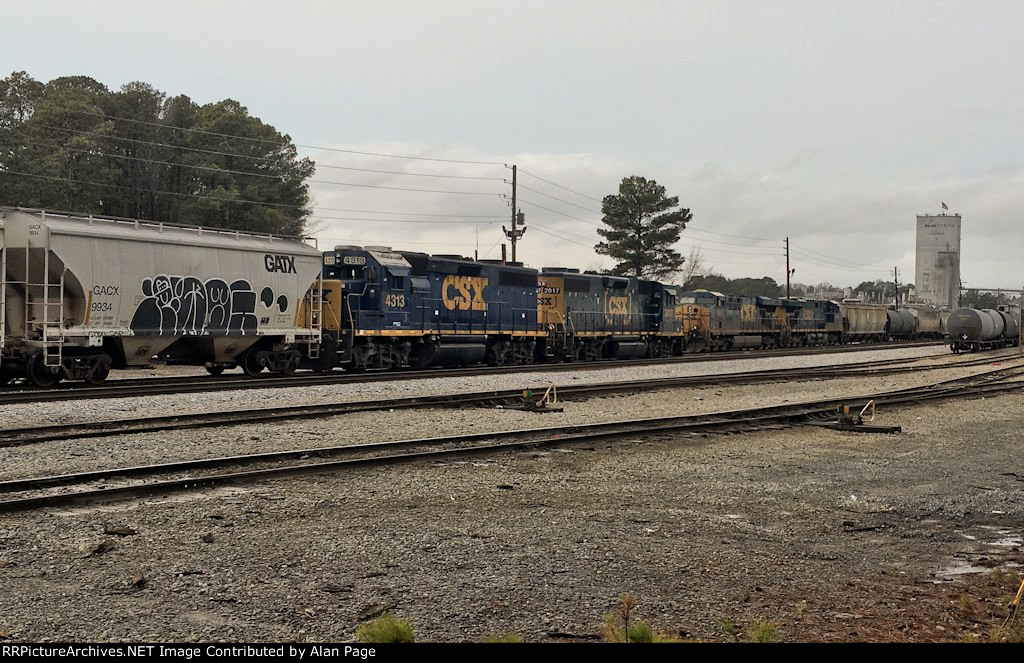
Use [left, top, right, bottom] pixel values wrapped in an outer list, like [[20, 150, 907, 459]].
[[0, 208, 322, 386]]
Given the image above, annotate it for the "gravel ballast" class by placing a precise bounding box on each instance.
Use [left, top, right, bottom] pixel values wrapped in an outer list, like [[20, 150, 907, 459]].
[[0, 346, 1022, 642]]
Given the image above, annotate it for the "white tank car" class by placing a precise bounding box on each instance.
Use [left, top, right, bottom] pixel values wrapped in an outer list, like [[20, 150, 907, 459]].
[[1, 208, 322, 386]]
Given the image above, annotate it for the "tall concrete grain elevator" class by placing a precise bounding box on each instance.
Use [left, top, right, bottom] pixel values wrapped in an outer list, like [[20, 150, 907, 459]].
[[914, 213, 961, 310]]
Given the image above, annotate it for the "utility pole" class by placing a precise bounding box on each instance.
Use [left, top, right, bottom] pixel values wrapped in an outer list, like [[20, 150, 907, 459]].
[[785, 237, 792, 298], [503, 164, 526, 263], [893, 266, 899, 310]]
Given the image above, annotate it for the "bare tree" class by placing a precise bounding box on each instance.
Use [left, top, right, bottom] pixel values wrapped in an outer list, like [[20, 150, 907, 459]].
[[680, 244, 710, 283]]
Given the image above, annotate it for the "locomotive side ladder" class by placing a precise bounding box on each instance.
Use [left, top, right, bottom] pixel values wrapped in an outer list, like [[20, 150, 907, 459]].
[[305, 275, 324, 359]]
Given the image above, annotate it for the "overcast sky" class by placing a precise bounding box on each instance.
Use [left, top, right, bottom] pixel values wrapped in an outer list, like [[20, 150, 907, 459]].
[[7, 0, 1023, 289]]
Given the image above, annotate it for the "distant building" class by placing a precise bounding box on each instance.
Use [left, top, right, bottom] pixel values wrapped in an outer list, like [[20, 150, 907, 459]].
[[915, 214, 961, 309]]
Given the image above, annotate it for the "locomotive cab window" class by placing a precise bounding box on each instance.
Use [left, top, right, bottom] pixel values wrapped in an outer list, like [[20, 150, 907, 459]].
[[341, 265, 365, 280]]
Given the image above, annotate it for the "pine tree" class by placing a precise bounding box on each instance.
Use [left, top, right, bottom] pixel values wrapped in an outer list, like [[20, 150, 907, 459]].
[[595, 175, 692, 279]]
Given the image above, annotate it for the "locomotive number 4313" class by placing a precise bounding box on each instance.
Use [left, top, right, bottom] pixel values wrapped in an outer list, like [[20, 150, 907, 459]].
[[385, 293, 406, 308]]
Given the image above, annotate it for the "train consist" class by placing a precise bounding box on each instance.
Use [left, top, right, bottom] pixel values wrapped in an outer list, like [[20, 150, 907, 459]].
[[0, 208, 1011, 387]]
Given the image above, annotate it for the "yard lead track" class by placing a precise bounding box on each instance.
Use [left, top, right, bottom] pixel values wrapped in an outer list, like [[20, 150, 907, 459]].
[[0, 340, 947, 405], [0, 352, 1013, 449], [1, 363, 1022, 513]]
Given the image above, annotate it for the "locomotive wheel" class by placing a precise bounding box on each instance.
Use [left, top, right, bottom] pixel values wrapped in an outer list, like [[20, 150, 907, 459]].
[[241, 349, 264, 377], [26, 355, 61, 388]]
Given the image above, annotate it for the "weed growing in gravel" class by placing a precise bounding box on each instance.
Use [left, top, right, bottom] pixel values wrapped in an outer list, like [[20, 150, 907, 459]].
[[483, 633, 524, 643], [601, 595, 680, 643], [748, 620, 778, 643], [355, 613, 415, 643]]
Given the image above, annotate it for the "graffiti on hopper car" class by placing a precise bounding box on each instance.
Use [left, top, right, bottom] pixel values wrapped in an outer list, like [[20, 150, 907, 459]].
[[129, 275, 289, 336]]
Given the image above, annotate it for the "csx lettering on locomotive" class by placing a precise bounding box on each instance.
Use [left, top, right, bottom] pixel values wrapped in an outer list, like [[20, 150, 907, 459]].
[[606, 296, 630, 316], [442, 275, 488, 311]]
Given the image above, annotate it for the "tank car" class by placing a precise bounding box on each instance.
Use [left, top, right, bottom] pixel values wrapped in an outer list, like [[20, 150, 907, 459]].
[[322, 246, 539, 369], [0, 208, 323, 386], [947, 306, 1020, 352], [885, 309, 916, 339]]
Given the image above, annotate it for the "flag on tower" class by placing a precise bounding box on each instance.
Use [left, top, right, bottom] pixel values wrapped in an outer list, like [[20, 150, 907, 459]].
[[941, 202, 948, 210]]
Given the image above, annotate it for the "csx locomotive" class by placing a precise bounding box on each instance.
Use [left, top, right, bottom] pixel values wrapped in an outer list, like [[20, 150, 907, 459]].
[[0, 208, 973, 387]]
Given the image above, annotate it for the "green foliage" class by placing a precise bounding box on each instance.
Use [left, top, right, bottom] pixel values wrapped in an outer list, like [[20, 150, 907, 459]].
[[0, 70, 313, 235], [600, 594, 680, 643], [961, 289, 1007, 309], [718, 617, 738, 638], [748, 620, 778, 643], [596, 176, 692, 279], [483, 633, 524, 643], [683, 274, 782, 297], [355, 613, 415, 643]]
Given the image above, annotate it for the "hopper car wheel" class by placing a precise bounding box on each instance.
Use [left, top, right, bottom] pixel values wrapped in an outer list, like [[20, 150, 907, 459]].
[[26, 355, 61, 388], [241, 349, 264, 377], [86, 364, 110, 386], [282, 356, 299, 376], [205, 366, 225, 376]]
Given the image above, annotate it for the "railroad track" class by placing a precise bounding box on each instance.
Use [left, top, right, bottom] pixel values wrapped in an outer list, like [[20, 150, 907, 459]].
[[1, 362, 1021, 513], [0, 340, 947, 405], [0, 352, 1010, 449]]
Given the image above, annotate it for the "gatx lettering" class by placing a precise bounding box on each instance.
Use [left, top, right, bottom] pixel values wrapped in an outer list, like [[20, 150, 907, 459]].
[[442, 275, 488, 311], [264, 254, 297, 273]]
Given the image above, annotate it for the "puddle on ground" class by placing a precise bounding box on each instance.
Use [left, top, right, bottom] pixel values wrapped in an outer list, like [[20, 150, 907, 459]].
[[937, 559, 990, 577]]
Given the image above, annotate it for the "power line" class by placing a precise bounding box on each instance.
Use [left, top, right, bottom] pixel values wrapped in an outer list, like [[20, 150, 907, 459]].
[[789, 241, 890, 270], [5, 155, 505, 197], [693, 243, 785, 257], [686, 227, 777, 242], [529, 224, 595, 249], [3, 169, 513, 220], [512, 183, 602, 214], [524, 220, 598, 243], [513, 196, 603, 227], [67, 109, 507, 165], [516, 168, 604, 203], [312, 215, 503, 225], [0, 170, 505, 217], [32, 122, 279, 164]]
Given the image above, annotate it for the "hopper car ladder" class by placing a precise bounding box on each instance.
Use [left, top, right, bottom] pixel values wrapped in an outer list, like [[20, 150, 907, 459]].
[[11, 242, 66, 369]]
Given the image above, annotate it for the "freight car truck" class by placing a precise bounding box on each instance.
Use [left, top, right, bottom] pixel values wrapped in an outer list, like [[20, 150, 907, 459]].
[[0, 208, 323, 386]]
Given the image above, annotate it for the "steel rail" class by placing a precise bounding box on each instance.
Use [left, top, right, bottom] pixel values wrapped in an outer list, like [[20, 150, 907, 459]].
[[1, 366, 1022, 513], [0, 353, 1010, 449]]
